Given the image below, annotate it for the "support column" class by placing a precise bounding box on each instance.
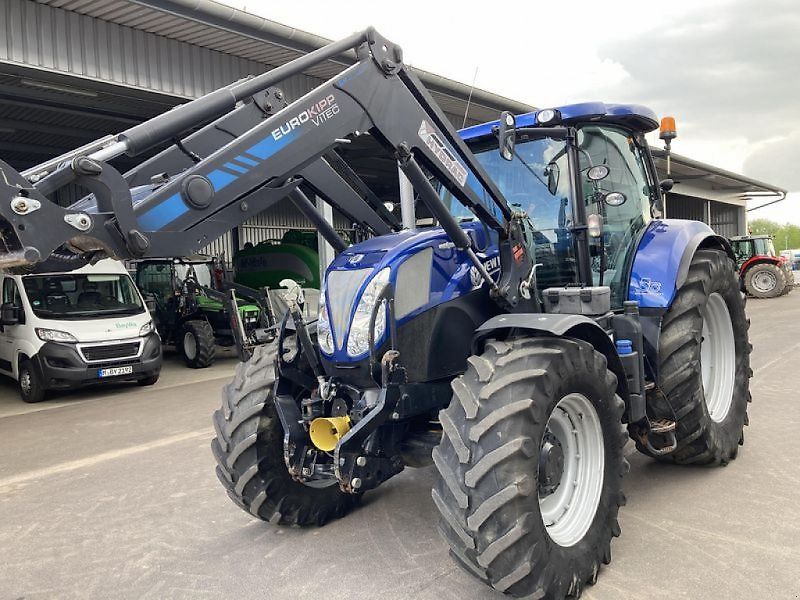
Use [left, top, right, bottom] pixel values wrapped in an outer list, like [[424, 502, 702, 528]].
[[398, 164, 416, 231], [316, 195, 335, 275]]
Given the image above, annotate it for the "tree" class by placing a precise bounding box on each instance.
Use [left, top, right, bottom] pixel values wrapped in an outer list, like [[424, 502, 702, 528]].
[[748, 218, 800, 251]]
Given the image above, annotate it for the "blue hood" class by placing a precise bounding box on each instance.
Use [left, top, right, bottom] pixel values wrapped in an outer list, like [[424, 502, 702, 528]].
[[321, 223, 499, 362]]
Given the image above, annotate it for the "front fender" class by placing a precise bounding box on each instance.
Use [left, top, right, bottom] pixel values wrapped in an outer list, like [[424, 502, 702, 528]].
[[628, 219, 734, 309], [473, 313, 630, 407], [13, 340, 40, 378]]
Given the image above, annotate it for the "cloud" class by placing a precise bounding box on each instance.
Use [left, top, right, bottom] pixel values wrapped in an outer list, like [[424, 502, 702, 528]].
[[577, 0, 800, 193], [743, 132, 800, 191], [591, 0, 800, 141]]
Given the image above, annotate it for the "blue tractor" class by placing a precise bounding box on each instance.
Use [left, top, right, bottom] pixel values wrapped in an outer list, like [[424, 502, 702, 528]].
[[0, 29, 750, 600]]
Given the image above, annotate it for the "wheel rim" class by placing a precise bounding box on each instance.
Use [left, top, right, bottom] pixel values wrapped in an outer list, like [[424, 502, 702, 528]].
[[183, 331, 197, 360], [700, 292, 736, 423], [539, 393, 604, 547], [20, 369, 32, 395], [752, 269, 777, 293]]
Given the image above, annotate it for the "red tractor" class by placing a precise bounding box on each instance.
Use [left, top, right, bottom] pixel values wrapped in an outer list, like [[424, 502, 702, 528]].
[[730, 234, 793, 298]]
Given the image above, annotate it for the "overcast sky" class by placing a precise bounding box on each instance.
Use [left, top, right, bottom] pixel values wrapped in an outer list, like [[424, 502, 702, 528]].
[[225, 0, 799, 223]]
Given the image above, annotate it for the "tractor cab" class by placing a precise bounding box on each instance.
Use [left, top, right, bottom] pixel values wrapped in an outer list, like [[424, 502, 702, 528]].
[[730, 234, 778, 267], [452, 103, 661, 309]]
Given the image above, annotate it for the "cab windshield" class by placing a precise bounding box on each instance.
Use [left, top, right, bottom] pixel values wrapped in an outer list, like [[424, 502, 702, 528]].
[[175, 262, 213, 288], [441, 124, 652, 307], [442, 135, 578, 289], [22, 273, 144, 319], [753, 237, 776, 257]]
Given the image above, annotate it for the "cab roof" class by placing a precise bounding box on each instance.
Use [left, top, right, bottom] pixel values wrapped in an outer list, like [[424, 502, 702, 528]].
[[459, 102, 659, 140]]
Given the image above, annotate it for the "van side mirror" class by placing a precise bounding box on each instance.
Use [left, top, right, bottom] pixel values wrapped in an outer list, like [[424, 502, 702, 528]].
[[497, 111, 516, 161], [0, 302, 19, 326]]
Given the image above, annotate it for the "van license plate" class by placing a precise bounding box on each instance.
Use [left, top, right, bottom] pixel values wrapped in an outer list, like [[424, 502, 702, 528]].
[[98, 366, 133, 378]]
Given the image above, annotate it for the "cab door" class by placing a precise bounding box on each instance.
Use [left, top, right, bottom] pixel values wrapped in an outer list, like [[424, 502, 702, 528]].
[[0, 277, 25, 375]]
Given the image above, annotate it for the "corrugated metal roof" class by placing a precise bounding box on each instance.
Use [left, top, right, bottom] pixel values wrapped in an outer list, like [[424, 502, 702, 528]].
[[3, 0, 530, 171], [34, 0, 535, 119], [651, 148, 785, 197]]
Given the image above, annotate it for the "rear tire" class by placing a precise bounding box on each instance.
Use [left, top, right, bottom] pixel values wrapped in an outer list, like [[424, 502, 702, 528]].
[[780, 264, 793, 295], [211, 344, 354, 526], [432, 337, 627, 599], [743, 262, 785, 298], [648, 249, 751, 465], [180, 320, 216, 368], [18, 359, 46, 403]]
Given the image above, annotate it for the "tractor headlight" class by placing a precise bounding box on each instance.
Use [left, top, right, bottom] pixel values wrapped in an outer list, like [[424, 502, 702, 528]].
[[347, 268, 390, 357], [536, 108, 561, 125], [317, 293, 335, 355]]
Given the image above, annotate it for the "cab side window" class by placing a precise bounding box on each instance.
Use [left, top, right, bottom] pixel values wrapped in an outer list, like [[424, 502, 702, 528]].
[[2, 278, 25, 324]]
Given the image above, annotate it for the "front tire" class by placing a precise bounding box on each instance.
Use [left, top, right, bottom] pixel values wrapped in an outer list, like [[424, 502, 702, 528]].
[[649, 249, 751, 465], [432, 337, 626, 599], [18, 358, 46, 403], [180, 320, 216, 368], [211, 344, 354, 526]]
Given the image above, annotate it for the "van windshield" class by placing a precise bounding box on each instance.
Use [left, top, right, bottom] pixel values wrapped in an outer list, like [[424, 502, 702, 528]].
[[22, 273, 144, 319]]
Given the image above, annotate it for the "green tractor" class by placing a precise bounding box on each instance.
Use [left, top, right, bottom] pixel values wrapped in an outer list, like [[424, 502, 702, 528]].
[[134, 255, 264, 368]]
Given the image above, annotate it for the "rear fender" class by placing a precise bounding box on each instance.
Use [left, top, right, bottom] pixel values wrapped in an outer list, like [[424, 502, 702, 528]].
[[628, 219, 735, 309], [473, 313, 630, 410], [740, 256, 781, 275]]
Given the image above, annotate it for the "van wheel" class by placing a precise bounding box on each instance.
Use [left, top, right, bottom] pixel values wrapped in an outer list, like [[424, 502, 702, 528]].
[[18, 359, 46, 403]]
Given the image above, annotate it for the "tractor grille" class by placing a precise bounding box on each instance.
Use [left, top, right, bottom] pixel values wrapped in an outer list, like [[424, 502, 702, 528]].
[[79, 341, 141, 362]]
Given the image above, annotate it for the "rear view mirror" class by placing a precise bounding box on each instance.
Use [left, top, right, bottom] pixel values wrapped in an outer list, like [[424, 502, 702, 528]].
[[659, 178, 674, 193], [497, 111, 516, 161], [545, 162, 560, 196], [0, 302, 19, 326]]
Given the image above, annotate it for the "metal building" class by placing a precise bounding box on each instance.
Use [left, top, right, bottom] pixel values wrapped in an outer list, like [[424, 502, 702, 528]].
[[0, 0, 785, 261], [651, 149, 785, 238]]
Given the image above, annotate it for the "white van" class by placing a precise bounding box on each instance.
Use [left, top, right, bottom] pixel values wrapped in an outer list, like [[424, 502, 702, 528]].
[[0, 259, 162, 403]]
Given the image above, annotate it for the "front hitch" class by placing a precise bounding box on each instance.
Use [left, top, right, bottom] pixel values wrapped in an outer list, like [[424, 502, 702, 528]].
[[334, 350, 406, 494]]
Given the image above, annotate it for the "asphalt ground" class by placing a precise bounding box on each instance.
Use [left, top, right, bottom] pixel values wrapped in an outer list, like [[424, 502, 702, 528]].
[[0, 296, 799, 600]]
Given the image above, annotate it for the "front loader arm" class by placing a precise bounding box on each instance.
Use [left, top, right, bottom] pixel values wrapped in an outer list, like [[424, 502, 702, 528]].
[[0, 28, 526, 305]]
